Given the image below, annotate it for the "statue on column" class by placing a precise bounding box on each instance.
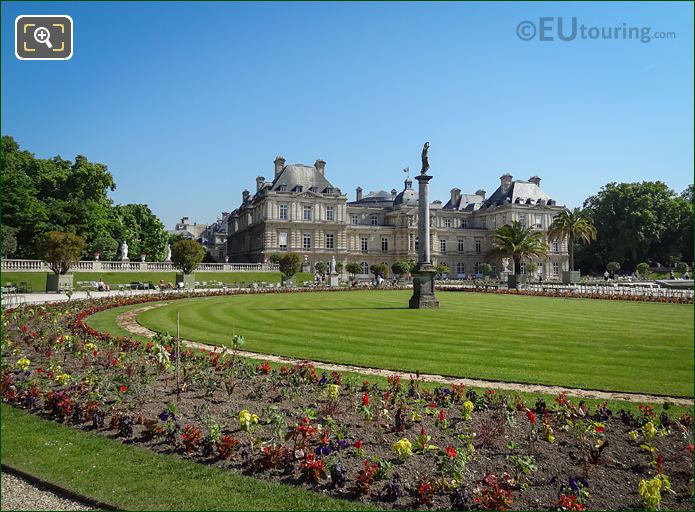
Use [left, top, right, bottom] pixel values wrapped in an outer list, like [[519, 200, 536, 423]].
[[165, 244, 172, 262], [421, 141, 430, 174]]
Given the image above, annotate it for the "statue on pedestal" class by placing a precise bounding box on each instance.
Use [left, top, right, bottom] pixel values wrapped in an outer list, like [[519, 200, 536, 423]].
[[502, 258, 510, 273], [165, 244, 172, 262], [120, 241, 129, 261], [421, 142, 430, 174]]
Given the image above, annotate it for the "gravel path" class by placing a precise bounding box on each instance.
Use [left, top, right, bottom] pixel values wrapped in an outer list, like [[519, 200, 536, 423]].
[[1, 472, 99, 511], [116, 305, 694, 407]]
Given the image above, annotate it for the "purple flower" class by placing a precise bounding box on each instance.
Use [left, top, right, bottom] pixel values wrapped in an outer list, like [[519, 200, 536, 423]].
[[569, 477, 589, 491], [159, 411, 169, 421], [337, 439, 347, 450], [319, 372, 328, 386]]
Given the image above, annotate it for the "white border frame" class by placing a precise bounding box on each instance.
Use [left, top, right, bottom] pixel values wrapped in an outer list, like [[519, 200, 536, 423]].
[[15, 15, 74, 61]]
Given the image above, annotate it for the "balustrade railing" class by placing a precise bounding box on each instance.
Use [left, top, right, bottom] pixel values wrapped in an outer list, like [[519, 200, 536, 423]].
[[1, 259, 279, 273]]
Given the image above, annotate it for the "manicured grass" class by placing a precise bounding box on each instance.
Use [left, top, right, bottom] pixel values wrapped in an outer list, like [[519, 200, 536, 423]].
[[1, 271, 315, 290], [130, 290, 693, 397], [0, 405, 371, 510]]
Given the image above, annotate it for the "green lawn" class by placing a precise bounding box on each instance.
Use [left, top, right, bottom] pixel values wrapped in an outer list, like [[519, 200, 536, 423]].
[[1, 271, 314, 290], [128, 290, 693, 397], [0, 405, 370, 510]]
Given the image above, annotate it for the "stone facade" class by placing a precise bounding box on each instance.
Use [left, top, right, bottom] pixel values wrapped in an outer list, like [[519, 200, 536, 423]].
[[227, 157, 570, 279]]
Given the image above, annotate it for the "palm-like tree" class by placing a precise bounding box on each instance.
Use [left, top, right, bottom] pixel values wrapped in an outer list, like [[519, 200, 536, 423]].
[[487, 221, 548, 275], [547, 208, 597, 271]]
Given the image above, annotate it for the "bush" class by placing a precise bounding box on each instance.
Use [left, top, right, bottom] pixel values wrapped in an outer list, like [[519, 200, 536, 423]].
[[391, 260, 411, 278], [636, 262, 650, 278], [675, 262, 689, 275], [525, 262, 538, 276], [314, 261, 328, 274], [36, 231, 85, 275], [370, 263, 389, 278], [88, 235, 118, 261], [171, 240, 206, 274], [479, 263, 492, 277], [279, 253, 301, 278], [268, 253, 283, 265]]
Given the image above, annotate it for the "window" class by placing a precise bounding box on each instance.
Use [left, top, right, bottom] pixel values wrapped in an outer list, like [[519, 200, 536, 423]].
[[553, 262, 560, 275], [371, 215, 379, 225], [326, 207, 334, 221], [381, 238, 388, 253], [519, 215, 526, 228], [296, 186, 303, 192], [456, 262, 465, 275], [552, 241, 559, 253], [303, 205, 312, 221], [501, 214, 507, 225], [474, 262, 480, 274], [325, 233, 334, 249], [440, 239, 446, 253], [415, 236, 419, 251], [278, 232, 288, 250], [444, 218, 451, 228], [303, 233, 311, 249], [279, 204, 288, 220], [481, 217, 487, 228], [278, 185, 287, 192], [520, 262, 526, 274], [460, 219, 467, 228], [457, 238, 464, 252], [360, 237, 368, 253], [534, 214, 542, 228], [475, 239, 481, 254], [351, 214, 359, 225], [361, 262, 369, 274]]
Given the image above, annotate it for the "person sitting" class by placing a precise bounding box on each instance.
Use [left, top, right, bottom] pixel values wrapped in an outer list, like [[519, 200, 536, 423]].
[[97, 280, 109, 292]]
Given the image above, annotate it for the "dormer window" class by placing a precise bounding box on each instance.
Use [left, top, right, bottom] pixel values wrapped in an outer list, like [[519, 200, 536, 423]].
[[309, 186, 318, 193], [295, 185, 303, 192], [278, 185, 287, 192]]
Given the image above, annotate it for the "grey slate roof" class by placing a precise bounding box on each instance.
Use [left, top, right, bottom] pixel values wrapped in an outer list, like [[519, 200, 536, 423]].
[[351, 190, 396, 205], [269, 164, 337, 193], [443, 194, 484, 211], [484, 180, 551, 207]]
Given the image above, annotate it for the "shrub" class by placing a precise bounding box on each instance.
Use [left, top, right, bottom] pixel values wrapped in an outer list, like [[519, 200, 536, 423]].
[[636, 262, 650, 278], [479, 263, 492, 277], [268, 253, 283, 264], [370, 263, 388, 278], [36, 231, 86, 274], [171, 239, 206, 274], [314, 261, 328, 274], [675, 261, 689, 275], [346, 262, 362, 278], [606, 261, 621, 273]]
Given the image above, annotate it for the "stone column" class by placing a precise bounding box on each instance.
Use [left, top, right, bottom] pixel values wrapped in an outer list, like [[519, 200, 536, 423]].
[[409, 174, 439, 309]]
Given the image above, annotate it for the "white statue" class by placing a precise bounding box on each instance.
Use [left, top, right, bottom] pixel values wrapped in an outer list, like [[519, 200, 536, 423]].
[[120, 241, 129, 261], [502, 258, 510, 272], [165, 244, 172, 262], [330, 256, 336, 274]]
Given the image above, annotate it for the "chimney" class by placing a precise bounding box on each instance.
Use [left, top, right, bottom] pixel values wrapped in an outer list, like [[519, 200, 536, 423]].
[[242, 189, 250, 202], [476, 189, 486, 199], [356, 187, 363, 201], [274, 156, 286, 177], [314, 159, 326, 176], [256, 176, 265, 192], [391, 189, 397, 196], [450, 187, 461, 205], [528, 175, 541, 186], [500, 174, 513, 194]]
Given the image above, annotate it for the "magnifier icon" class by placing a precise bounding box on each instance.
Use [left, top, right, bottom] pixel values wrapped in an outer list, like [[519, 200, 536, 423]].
[[34, 26, 53, 49]]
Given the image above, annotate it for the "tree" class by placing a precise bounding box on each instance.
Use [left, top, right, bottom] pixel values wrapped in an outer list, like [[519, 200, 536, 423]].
[[268, 253, 283, 264], [171, 239, 205, 274], [606, 261, 621, 274], [391, 260, 411, 278], [335, 262, 344, 274], [675, 262, 689, 275], [346, 262, 362, 279], [547, 207, 596, 271], [279, 253, 301, 279], [36, 231, 85, 274], [314, 261, 328, 274], [370, 263, 388, 278], [435, 262, 449, 277], [636, 262, 650, 278], [112, 204, 168, 261], [479, 263, 492, 277], [525, 261, 538, 276], [88, 234, 118, 260], [2, 226, 18, 258], [487, 221, 548, 275]]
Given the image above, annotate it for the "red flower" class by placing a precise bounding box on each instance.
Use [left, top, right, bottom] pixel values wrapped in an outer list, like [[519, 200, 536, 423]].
[[427, 401, 437, 409], [445, 445, 457, 459], [111, 358, 119, 367], [525, 409, 537, 425], [362, 393, 370, 406], [687, 443, 694, 454], [354, 439, 363, 450], [595, 425, 605, 433], [119, 385, 128, 393], [439, 409, 446, 421]]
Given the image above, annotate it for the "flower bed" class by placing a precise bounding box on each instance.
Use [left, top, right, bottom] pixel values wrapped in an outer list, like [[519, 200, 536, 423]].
[[2, 294, 694, 510]]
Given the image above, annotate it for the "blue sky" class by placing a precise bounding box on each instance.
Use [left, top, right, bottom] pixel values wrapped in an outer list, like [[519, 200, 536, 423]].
[[3, 1, 693, 229]]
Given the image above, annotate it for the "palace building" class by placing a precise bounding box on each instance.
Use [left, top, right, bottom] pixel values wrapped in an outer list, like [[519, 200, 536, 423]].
[[227, 156, 570, 279]]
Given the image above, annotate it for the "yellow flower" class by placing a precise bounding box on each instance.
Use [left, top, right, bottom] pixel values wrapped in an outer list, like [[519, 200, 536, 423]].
[[643, 422, 657, 438], [327, 384, 339, 401], [238, 409, 259, 431], [85, 342, 97, 351], [628, 430, 639, 442], [54, 373, 71, 385], [461, 400, 474, 420], [15, 357, 31, 371], [393, 438, 413, 459]]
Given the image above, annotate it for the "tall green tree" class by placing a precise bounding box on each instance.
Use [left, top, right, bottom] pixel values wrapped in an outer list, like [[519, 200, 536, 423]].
[[171, 239, 205, 274], [547, 208, 597, 271], [487, 221, 548, 275]]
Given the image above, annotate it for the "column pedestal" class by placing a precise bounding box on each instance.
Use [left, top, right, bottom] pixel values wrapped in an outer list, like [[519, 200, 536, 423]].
[[409, 262, 439, 309]]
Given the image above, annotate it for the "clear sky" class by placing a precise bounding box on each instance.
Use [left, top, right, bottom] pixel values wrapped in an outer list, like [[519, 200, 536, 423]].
[[2, 1, 693, 229]]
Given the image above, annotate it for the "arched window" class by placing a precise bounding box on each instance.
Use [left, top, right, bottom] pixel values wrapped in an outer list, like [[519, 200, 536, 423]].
[[456, 262, 465, 275], [361, 262, 369, 275]]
